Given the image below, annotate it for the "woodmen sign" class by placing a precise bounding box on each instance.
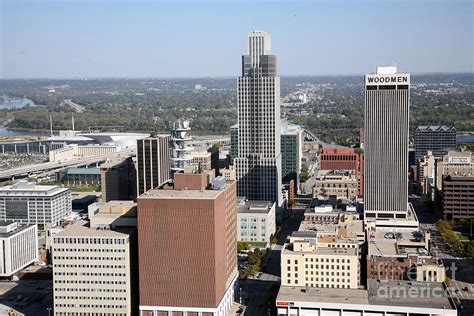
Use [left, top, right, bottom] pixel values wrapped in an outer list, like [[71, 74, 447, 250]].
[[365, 74, 410, 86]]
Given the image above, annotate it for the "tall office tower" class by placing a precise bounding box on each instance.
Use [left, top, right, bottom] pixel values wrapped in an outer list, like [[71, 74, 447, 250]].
[[137, 172, 237, 315], [100, 156, 137, 201], [415, 125, 456, 161], [136, 135, 171, 196], [364, 66, 410, 220], [235, 30, 282, 204], [52, 201, 138, 316]]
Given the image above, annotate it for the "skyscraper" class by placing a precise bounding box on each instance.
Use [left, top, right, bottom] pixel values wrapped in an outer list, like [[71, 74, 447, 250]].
[[364, 66, 410, 220], [235, 30, 282, 204], [137, 172, 237, 315], [415, 125, 456, 161], [136, 135, 171, 196]]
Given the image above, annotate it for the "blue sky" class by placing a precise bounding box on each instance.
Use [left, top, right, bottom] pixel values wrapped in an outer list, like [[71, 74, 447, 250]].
[[1, 0, 473, 78]]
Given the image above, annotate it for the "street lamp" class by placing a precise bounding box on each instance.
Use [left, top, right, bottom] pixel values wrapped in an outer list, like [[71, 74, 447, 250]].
[[46, 307, 52, 316]]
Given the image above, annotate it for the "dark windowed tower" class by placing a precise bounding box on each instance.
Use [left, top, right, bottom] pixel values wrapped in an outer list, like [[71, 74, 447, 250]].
[[415, 126, 456, 161]]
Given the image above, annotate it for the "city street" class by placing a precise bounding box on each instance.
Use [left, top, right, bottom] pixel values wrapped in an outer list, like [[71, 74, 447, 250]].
[[241, 208, 305, 316], [0, 280, 53, 315]]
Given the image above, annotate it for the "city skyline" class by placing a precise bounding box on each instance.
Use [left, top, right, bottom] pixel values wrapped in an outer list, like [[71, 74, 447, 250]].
[[1, 0, 473, 78]]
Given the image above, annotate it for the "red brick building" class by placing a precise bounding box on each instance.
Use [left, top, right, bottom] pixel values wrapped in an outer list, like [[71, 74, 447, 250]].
[[320, 148, 364, 197], [137, 173, 238, 316]]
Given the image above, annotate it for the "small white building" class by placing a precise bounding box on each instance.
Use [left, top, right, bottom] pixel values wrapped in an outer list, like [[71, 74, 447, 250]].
[[0, 222, 38, 277], [0, 181, 72, 230], [237, 198, 276, 244]]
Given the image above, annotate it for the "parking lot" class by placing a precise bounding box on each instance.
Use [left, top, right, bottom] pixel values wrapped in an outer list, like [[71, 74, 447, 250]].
[[0, 280, 53, 315]]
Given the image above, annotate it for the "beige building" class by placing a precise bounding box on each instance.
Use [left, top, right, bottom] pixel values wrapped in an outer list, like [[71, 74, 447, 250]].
[[417, 150, 436, 196], [281, 240, 359, 289], [416, 258, 445, 282], [49, 144, 120, 162], [281, 211, 364, 289], [313, 170, 357, 200], [221, 165, 236, 181], [237, 198, 276, 244], [52, 201, 138, 316], [435, 151, 474, 189], [189, 150, 212, 170]]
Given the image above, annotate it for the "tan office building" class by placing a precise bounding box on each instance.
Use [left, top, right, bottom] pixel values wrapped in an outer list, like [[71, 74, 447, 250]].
[[137, 172, 238, 316], [52, 201, 138, 316]]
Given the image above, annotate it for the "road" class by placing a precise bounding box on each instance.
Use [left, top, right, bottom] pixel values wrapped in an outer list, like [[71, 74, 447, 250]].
[[63, 99, 85, 113], [241, 209, 305, 316], [409, 196, 459, 259], [0, 149, 134, 180], [0, 280, 53, 316]]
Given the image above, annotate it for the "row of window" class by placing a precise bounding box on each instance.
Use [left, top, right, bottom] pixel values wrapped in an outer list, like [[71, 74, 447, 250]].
[[56, 288, 126, 293], [54, 237, 126, 244], [54, 272, 126, 278], [55, 297, 127, 301], [55, 304, 126, 309], [55, 264, 126, 269], [54, 248, 125, 253], [54, 256, 125, 261], [55, 280, 126, 285]]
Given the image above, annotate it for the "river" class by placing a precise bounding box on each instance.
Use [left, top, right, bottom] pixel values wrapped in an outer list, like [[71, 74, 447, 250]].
[[0, 95, 37, 109]]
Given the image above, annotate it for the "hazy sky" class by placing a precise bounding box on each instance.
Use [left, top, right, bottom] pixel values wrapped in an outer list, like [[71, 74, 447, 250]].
[[1, 0, 473, 78]]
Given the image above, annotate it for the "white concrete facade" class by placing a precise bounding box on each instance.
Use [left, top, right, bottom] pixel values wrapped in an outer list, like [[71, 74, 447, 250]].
[[237, 200, 276, 244], [0, 222, 38, 277], [139, 273, 238, 316], [0, 181, 71, 229]]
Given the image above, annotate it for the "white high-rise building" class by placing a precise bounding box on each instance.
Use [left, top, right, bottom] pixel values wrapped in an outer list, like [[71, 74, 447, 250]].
[[364, 66, 410, 221], [235, 30, 282, 204]]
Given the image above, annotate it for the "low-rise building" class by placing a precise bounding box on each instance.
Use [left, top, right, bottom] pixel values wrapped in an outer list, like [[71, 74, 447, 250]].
[[237, 198, 276, 244], [0, 222, 38, 277], [0, 181, 71, 230], [281, 209, 365, 290], [276, 280, 457, 316], [221, 165, 236, 181], [52, 200, 138, 316], [49, 144, 120, 162], [313, 170, 358, 200], [366, 228, 446, 283], [441, 175, 474, 220], [435, 151, 474, 190]]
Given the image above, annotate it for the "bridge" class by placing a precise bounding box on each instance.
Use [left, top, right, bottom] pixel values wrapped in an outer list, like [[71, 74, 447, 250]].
[[0, 149, 135, 181], [302, 129, 318, 142]]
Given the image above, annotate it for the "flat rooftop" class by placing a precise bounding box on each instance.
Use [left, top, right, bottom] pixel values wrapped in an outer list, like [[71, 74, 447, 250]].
[[238, 200, 274, 214], [0, 222, 35, 238], [368, 229, 426, 257], [367, 279, 455, 310], [284, 244, 358, 257], [56, 220, 135, 238], [277, 280, 456, 311], [139, 187, 225, 200], [0, 181, 69, 196], [277, 286, 369, 305]]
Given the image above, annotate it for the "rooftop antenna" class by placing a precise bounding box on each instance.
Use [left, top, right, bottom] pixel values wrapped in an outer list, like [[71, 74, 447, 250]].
[[50, 115, 53, 137], [72, 114, 75, 131]]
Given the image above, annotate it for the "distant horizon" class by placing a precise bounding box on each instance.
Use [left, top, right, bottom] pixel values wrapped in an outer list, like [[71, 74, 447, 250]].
[[1, 71, 473, 81]]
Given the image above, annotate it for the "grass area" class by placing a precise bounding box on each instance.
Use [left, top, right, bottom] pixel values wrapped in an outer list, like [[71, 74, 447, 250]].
[[239, 248, 266, 279], [437, 220, 474, 258], [455, 231, 470, 241]]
